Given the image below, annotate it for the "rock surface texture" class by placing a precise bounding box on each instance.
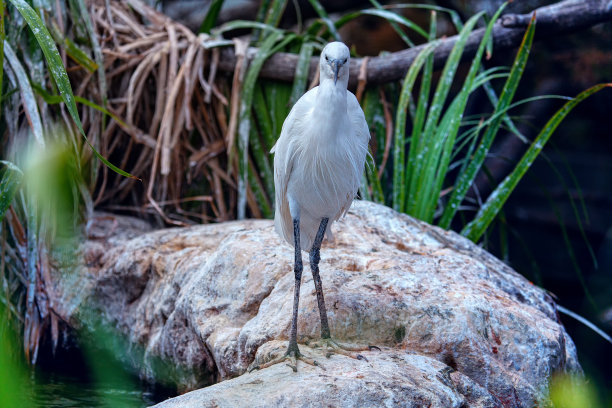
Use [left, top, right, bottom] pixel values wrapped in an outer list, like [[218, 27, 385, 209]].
[[63, 201, 580, 407]]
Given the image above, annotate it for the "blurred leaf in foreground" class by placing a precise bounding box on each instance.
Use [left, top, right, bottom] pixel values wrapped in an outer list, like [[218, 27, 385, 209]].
[[549, 373, 602, 408], [0, 304, 29, 406]]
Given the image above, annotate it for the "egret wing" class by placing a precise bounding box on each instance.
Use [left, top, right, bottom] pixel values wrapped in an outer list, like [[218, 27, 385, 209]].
[[272, 88, 318, 246], [347, 92, 371, 147]]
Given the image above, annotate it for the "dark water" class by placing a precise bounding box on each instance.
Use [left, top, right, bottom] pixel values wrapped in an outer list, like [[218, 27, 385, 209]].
[[18, 340, 176, 408], [28, 369, 160, 408], [25, 372, 164, 407]]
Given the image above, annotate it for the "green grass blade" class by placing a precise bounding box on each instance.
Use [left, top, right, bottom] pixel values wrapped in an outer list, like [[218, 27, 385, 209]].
[[360, 162, 372, 201], [439, 13, 536, 228], [423, 5, 507, 222], [249, 122, 274, 200], [31, 82, 134, 132], [262, 0, 288, 30], [253, 83, 276, 151], [378, 2, 417, 42], [264, 80, 293, 143], [237, 31, 290, 218], [198, 0, 225, 34], [0, 161, 23, 221], [362, 9, 428, 40], [289, 40, 314, 107], [8, 0, 137, 179], [462, 83, 612, 241], [370, 3, 463, 30], [406, 11, 483, 218], [49, 21, 97, 72], [362, 87, 385, 164], [366, 151, 384, 203], [333, 11, 361, 30], [248, 158, 273, 218], [75, 0, 107, 106], [367, 0, 414, 47], [0, 0, 4, 113], [3, 41, 45, 146], [307, 0, 341, 41], [212, 20, 283, 36], [544, 185, 598, 311], [392, 41, 438, 212], [481, 71, 525, 142], [404, 12, 436, 200], [335, 6, 427, 41], [540, 149, 598, 269]]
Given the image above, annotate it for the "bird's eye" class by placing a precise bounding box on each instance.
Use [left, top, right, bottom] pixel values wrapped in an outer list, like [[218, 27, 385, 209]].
[[325, 55, 329, 61], [343, 58, 347, 64]]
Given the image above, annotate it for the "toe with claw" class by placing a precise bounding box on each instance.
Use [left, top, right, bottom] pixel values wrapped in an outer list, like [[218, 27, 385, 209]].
[[250, 342, 324, 373], [310, 338, 380, 361]]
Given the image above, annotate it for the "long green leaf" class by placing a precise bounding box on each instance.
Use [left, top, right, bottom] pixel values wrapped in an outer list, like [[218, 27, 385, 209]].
[[361, 87, 386, 204], [439, 12, 537, 228], [289, 40, 314, 107], [248, 159, 273, 218], [367, 0, 414, 47], [262, 0, 288, 30], [334, 8, 427, 41], [422, 5, 507, 222], [249, 121, 274, 202], [49, 19, 97, 73], [31, 82, 133, 132], [265, 80, 293, 143], [199, 0, 225, 34], [406, 12, 482, 218], [237, 31, 291, 218], [212, 20, 283, 36], [404, 11, 436, 209], [462, 83, 612, 241], [7, 0, 138, 179], [253, 83, 276, 151], [307, 0, 341, 41], [0, 0, 5, 114], [362, 150, 384, 203], [362, 9, 428, 40], [0, 161, 23, 221], [75, 0, 107, 107], [539, 150, 598, 269], [441, 1, 524, 144], [3, 41, 44, 146], [392, 41, 437, 211]]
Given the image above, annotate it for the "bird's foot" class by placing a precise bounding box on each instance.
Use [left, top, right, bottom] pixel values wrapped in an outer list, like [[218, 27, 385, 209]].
[[308, 337, 380, 361], [249, 342, 324, 373]]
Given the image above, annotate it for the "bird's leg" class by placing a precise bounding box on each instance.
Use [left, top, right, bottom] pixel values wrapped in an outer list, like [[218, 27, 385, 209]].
[[287, 218, 305, 364], [250, 218, 321, 372], [309, 218, 331, 339], [309, 218, 380, 361]]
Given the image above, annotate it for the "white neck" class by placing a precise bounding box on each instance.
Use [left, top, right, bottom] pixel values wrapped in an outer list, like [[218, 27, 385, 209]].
[[315, 76, 347, 112], [310, 78, 348, 144]]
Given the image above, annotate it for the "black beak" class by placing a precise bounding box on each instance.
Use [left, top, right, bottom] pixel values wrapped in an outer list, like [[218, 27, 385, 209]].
[[327, 58, 345, 85], [334, 62, 340, 85]]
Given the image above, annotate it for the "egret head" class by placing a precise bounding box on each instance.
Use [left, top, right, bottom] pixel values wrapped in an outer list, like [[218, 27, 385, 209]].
[[320, 42, 350, 86]]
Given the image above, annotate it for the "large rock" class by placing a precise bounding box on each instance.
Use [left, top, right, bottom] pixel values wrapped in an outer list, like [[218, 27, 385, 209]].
[[154, 341, 502, 408], [63, 201, 580, 407]]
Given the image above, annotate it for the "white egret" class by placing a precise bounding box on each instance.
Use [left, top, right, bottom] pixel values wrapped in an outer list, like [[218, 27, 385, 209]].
[[255, 41, 374, 372]]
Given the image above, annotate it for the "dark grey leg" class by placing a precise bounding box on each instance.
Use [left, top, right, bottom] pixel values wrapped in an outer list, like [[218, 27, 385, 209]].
[[249, 217, 322, 372], [308, 218, 380, 361], [309, 218, 330, 339], [287, 218, 303, 355]]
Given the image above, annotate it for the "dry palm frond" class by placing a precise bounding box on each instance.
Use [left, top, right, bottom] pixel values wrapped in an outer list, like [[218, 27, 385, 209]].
[[83, 0, 241, 225]]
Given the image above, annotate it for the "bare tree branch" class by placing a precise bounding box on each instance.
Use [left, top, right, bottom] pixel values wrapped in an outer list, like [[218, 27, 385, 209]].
[[216, 0, 612, 87]]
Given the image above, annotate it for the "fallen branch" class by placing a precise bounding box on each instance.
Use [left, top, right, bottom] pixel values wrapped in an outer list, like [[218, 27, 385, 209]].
[[216, 0, 612, 87]]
